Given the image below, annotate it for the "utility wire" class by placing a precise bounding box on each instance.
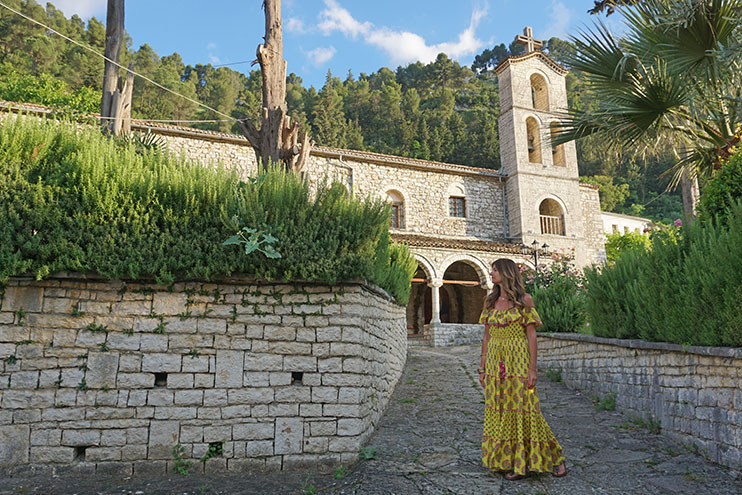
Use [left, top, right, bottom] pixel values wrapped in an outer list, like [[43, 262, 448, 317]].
[[214, 60, 253, 68], [0, 1, 236, 122]]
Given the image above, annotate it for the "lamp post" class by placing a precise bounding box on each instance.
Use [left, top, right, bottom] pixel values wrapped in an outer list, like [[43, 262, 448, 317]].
[[521, 240, 549, 269]]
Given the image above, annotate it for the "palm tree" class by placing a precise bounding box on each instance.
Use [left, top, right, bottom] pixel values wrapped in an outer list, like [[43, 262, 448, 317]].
[[556, 0, 742, 218]]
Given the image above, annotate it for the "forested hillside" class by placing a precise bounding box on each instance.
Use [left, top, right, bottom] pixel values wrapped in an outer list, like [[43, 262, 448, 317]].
[[0, 0, 683, 223]]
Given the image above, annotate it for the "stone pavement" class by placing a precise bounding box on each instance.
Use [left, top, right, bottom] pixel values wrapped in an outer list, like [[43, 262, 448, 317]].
[[2, 345, 741, 495]]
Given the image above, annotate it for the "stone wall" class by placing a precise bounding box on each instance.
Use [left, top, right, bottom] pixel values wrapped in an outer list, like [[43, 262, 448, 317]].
[[0, 275, 406, 475], [537, 333, 742, 469], [427, 323, 483, 347]]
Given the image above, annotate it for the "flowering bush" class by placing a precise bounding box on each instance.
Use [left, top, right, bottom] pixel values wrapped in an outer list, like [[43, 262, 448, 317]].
[[520, 252, 588, 333]]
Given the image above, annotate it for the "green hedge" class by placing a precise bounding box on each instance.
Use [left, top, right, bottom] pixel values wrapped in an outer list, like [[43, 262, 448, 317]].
[[0, 117, 416, 304], [522, 257, 588, 333], [585, 200, 742, 347]]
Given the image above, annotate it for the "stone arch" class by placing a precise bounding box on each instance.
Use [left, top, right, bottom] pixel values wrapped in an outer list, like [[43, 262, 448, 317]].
[[550, 121, 566, 166], [413, 254, 437, 281], [538, 196, 567, 236], [439, 253, 491, 288], [530, 72, 550, 111], [526, 116, 542, 164]]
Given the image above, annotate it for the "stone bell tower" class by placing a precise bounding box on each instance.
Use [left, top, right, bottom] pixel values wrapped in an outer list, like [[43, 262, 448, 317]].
[[495, 27, 596, 266]]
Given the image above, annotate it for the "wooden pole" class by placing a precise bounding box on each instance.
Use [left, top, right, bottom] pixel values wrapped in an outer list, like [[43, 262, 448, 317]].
[[101, 0, 124, 133]]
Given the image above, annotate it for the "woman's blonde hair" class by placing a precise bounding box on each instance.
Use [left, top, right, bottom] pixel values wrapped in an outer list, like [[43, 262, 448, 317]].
[[483, 258, 528, 310]]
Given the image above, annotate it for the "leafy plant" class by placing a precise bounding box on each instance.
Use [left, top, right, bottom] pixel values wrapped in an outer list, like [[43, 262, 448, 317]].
[[4, 355, 17, 365], [546, 368, 562, 383], [222, 226, 281, 259], [199, 441, 224, 463], [172, 444, 192, 475], [71, 302, 85, 317], [333, 466, 349, 479], [595, 393, 616, 411], [358, 446, 378, 460]]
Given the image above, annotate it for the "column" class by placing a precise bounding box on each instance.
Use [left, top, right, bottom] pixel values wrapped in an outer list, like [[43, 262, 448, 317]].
[[429, 279, 443, 324]]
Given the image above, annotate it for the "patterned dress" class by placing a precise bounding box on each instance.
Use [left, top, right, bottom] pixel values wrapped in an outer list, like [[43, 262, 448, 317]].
[[479, 305, 565, 475]]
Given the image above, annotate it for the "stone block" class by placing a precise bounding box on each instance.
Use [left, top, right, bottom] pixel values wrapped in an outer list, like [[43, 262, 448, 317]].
[[312, 387, 339, 403], [60, 368, 85, 388], [303, 437, 329, 454], [174, 390, 204, 406], [31, 429, 62, 446], [10, 371, 39, 389], [204, 389, 228, 406], [300, 404, 323, 417], [244, 372, 270, 387], [147, 390, 174, 406], [197, 319, 227, 334], [0, 425, 29, 465], [269, 403, 299, 416], [62, 429, 100, 446], [244, 353, 283, 372], [1, 390, 54, 409], [337, 418, 364, 436], [264, 326, 296, 341], [86, 352, 119, 389], [233, 422, 274, 441], [194, 373, 214, 388], [148, 421, 180, 459], [215, 350, 244, 388], [121, 444, 148, 461], [329, 436, 360, 453], [316, 327, 342, 342], [180, 425, 204, 443], [296, 328, 316, 342], [142, 353, 182, 373], [228, 388, 273, 405], [318, 358, 343, 373], [126, 427, 149, 444], [152, 293, 185, 316], [119, 354, 142, 373], [338, 387, 364, 403], [310, 421, 337, 437], [274, 418, 303, 455], [154, 406, 197, 420], [100, 430, 127, 448], [167, 373, 194, 389], [222, 404, 251, 419], [268, 372, 291, 386], [245, 440, 273, 456], [139, 335, 169, 352], [284, 356, 317, 372], [204, 425, 232, 442], [322, 373, 364, 387], [107, 334, 140, 351], [118, 373, 155, 389], [86, 447, 122, 462], [30, 446, 74, 463], [13, 409, 41, 423], [323, 404, 362, 417], [1, 287, 43, 312], [182, 356, 210, 373]]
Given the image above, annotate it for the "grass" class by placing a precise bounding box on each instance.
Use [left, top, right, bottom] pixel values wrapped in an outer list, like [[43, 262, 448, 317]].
[[594, 392, 616, 411]]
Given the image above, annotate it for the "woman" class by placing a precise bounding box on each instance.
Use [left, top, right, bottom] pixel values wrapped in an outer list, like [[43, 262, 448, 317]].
[[478, 258, 566, 480]]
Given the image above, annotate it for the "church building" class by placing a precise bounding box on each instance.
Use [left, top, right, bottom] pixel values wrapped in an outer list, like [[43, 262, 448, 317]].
[[2, 28, 622, 347]]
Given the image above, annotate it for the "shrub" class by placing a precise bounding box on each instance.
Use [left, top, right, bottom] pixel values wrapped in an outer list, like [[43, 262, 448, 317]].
[[0, 116, 415, 304], [522, 254, 587, 333], [604, 231, 651, 263], [698, 143, 742, 224], [0, 71, 99, 114], [585, 198, 742, 346]]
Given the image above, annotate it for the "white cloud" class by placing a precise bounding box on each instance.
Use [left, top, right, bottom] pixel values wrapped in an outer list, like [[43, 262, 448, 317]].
[[318, 0, 372, 39], [207, 43, 221, 65], [543, 0, 572, 40], [286, 17, 308, 34], [306, 46, 337, 66], [317, 0, 488, 65], [52, 0, 107, 19]]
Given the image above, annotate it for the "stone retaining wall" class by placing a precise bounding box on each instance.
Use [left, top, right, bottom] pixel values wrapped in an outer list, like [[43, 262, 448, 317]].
[[537, 333, 742, 469], [426, 323, 482, 347], [0, 275, 406, 476]]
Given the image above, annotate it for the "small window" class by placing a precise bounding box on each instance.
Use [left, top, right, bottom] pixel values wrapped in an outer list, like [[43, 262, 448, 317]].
[[612, 224, 618, 232], [391, 204, 402, 228], [449, 197, 466, 217], [624, 226, 630, 234], [635, 228, 640, 234]]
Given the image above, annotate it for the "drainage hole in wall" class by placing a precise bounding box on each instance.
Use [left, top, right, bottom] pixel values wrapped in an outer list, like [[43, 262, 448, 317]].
[[74, 446, 89, 462], [291, 372, 303, 384], [154, 372, 168, 387]]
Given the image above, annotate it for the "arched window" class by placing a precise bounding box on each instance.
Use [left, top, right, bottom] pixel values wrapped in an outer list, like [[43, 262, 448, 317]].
[[530, 73, 549, 111], [526, 117, 542, 164], [550, 123, 566, 166], [387, 190, 405, 229], [539, 198, 565, 236], [448, 184, 466, 218]]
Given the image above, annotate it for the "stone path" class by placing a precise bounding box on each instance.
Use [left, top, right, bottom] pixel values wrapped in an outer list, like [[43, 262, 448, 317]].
[[2, 345, 741, 494]]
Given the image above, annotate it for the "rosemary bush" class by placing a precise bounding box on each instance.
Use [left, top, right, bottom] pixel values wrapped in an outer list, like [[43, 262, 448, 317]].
[[0, 117, 415, 304]]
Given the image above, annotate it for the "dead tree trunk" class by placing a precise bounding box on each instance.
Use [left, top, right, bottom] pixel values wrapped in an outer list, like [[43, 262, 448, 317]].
[[101, 0, 124, 133], [239, 0, 313, 174]]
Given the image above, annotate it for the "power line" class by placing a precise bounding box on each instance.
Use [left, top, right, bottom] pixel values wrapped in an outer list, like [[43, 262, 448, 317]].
[[0, 1, 236, 122], [213, 60, 254, 68]]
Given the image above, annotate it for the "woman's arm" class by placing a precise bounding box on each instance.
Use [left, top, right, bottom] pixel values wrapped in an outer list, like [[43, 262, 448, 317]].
[[526, 323, 538, 388], [479, 324, 489, 387], [524, 293, 538, 388]]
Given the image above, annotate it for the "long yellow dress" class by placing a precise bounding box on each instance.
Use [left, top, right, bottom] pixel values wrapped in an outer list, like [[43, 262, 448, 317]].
[[479, 306, 565, 476]]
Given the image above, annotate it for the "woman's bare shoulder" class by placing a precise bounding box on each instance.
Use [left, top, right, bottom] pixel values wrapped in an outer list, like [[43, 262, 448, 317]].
[[523, 293, 535, 308]]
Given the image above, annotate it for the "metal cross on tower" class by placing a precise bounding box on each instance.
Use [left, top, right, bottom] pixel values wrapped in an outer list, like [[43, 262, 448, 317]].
[[515, 26, 543, 53]]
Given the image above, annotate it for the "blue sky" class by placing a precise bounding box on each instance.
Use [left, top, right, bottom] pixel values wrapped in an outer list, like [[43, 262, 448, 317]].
[[51, 0, 617, 88]]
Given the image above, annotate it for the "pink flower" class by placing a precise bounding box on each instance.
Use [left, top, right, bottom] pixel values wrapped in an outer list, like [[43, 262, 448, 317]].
[[673, 218, 683, 227], [499, 361, 506, 379]]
